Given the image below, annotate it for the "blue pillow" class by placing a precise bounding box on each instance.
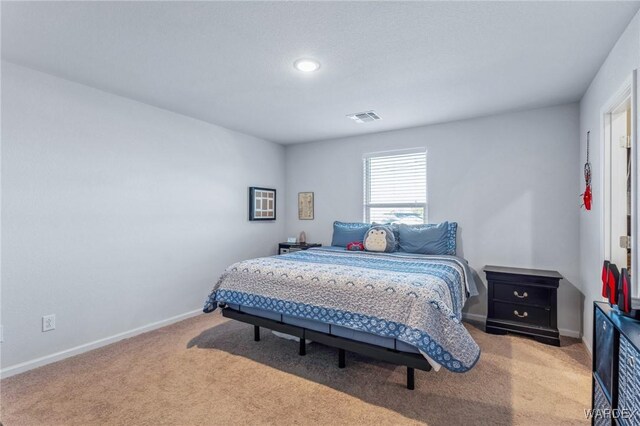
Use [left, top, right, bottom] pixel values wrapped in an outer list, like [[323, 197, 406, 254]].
[[398, 222, 457, 255], [331, 221, 371, 247], [446, 222, 458, 254], [419, 222, 457, 255]]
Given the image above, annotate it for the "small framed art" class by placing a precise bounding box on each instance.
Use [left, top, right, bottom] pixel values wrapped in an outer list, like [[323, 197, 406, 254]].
[[249, 187, 276, 221], [298, 192, 314, 220]]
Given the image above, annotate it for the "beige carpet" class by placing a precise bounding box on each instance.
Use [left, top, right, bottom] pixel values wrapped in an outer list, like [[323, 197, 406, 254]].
[[1, 312, 591, 425]]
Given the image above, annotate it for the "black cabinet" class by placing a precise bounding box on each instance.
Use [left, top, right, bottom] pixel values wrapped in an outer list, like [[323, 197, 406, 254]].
[[592, 302, 640, 425], [278, 242, 321, 255], [484, 265, 562, 346]]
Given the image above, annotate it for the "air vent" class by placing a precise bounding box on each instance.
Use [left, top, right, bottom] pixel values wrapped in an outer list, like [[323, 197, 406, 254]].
[[347, 111, 381, 124]]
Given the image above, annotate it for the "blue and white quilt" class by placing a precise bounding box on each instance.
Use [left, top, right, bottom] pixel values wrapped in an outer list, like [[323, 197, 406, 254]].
[[203, 247, 481, 372]]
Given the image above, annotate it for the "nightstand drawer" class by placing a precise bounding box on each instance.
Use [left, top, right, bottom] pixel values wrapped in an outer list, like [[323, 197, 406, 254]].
[[493, 301, 550, 328], [493, 282, 551, 307]]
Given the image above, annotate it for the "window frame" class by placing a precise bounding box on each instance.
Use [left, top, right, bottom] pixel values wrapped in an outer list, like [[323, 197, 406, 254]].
[[362, 148, 428, 224]]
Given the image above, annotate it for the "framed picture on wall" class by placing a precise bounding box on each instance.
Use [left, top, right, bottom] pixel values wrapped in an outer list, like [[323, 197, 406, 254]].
[[298, 192, 314, 220], [249, 187, 276, 221]]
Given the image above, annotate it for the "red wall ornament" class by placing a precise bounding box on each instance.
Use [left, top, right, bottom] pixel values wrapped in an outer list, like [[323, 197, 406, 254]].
[[581, 131, 592, 211]]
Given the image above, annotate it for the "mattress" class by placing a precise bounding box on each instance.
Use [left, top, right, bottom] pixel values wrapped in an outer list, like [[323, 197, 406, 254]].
[[226, 303, 420, 353]]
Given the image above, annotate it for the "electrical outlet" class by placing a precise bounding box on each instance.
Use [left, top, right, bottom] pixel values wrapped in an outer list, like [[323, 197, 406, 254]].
[[42, 314, 56, 332]]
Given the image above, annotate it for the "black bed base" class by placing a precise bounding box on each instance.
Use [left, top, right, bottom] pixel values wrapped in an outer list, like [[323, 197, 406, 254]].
[[221, 307, 431, 390]]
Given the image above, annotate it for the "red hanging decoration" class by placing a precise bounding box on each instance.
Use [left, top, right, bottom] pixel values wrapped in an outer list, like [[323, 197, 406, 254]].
[[581, 131, 592, 211], [583, 184, 592, 210]]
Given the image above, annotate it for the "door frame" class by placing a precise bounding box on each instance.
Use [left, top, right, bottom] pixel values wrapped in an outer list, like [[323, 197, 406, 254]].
[[600, 70, 638, 308]]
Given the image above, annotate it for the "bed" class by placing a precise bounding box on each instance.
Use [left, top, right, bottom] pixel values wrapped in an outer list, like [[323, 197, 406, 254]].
[[203, 246, 480, 389]]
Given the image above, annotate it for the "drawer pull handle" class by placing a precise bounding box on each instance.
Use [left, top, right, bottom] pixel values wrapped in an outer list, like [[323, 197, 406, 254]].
[[603, 322, 607, 331], [629, 356, 636, 367], [513, 310, 528, 318], [513, 291, 528, 299]]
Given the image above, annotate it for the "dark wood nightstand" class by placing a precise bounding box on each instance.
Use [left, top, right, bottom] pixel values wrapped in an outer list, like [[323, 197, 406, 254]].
[[278, 242, 321, 255], [484, 265, 562, 346]]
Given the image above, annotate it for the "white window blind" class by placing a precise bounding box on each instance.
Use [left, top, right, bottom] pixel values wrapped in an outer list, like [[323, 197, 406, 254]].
[[363, 149, 427, 224]]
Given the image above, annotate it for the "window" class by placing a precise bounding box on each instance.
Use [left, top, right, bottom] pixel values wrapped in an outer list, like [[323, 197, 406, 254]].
[[363, 149, 427, 224]]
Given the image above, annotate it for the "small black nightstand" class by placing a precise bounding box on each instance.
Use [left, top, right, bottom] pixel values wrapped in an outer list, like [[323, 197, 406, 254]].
[[484, 265, 562, 346], [278, 242, 321, 255]]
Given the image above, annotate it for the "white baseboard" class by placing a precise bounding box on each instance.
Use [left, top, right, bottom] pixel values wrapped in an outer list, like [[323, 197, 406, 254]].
[[0, 309, 203, 379], [558, 328, 581, 339], [461, 312, 581, 339], [582, 336, 593, 355], [462, 312, 486, 322]]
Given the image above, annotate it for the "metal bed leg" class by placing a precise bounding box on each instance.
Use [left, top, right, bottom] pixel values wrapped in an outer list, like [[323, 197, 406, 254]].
[[338, 348, 346, 368], [254, 325, 260, 342], [407, 367, 415, 390], [299, 337, 306, 356]]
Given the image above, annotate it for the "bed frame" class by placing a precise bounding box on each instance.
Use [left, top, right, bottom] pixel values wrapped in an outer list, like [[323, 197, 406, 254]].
[[221, 306, 431, 390]]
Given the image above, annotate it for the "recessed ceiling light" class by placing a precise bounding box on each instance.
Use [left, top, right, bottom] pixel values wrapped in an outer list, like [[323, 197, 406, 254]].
[[294, 58, 320, 73]]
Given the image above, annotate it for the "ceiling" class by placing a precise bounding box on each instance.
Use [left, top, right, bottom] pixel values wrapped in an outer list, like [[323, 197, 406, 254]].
[[3, 1, 639, 144]]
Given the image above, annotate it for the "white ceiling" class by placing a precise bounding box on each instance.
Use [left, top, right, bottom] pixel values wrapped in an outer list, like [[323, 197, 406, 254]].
[[3, 1, 639, 144]]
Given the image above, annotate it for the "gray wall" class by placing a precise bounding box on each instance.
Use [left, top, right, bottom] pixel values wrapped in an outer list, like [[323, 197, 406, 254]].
[[285, 103, 582, 336], [1, 62, 286, 372], [578, 11, 640, 352]]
